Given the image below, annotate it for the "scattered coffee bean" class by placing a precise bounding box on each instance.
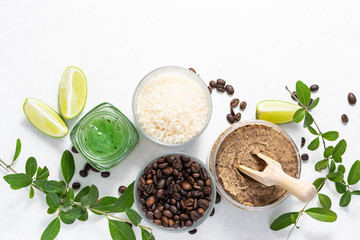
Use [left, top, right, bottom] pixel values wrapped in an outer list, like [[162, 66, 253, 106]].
[[209, 80, 217, 88], [72, 182, 81, 190], [234, 113, 241, 122], [90, 166, 100, 173], [188, 229, 197, 235], [208, 86, 212, 94], [118, 185, 126, 193], [301, 137, 306, 148], [225, 85, 234, 95], [188, 68, 196, 73], [310, 84, 319, 92], [230, 107, 235, 116], [216, 85, 225, 92], [230, 98, 240, 108], [217, 79, 226, 86], [215, 192, 221, 204], [79, 170, 88, 177], [348, 93, 357, 104], [240, 101, 247, 110], [71, 146, 78, 153], [227, 114, 235, 124], [291, 91, 297, 100], [341, 114, 349, 123], [210, 208, 215, 217], [306, 98, 313, 107], [301, 153, 309, 161], [101, 171, 110, 178], [84, 163, 91, 171]]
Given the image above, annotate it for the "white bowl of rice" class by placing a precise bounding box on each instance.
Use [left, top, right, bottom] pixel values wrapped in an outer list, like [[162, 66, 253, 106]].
[[132, 66, 212, 146]]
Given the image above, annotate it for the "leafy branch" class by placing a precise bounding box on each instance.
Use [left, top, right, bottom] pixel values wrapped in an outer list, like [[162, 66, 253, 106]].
[[0, 139, 154, 240], [270, 81, 360, 238]]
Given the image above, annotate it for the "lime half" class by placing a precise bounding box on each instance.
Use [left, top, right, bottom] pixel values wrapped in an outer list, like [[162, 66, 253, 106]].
[[59, 66, 87, 119], [256, 100, 301, 124], [24, 98, 69, 137]]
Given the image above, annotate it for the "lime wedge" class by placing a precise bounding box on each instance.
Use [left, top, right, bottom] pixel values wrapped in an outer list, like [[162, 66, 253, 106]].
[[59, 66, 87, 119], [23, 98, 69, 137], [256, 100, 301, 124]]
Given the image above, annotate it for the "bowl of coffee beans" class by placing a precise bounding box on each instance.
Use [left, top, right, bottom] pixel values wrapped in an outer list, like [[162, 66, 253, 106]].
[[134, 153, 216, 232]]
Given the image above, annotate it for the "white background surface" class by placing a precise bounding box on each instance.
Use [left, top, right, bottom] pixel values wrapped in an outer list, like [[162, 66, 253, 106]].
[[0, 1, 360, 239]]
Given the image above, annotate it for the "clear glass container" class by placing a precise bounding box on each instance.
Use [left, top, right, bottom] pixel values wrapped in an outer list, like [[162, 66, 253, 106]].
[[132, 66, 212, 146], [208, 120, 301, 211], [134, 153, 216, 232], [70, 102, 139, 171]]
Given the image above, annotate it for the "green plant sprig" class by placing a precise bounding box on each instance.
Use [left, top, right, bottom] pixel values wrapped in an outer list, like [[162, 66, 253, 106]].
[[0, 139, 154, 240], [270, 81, 360, 239]]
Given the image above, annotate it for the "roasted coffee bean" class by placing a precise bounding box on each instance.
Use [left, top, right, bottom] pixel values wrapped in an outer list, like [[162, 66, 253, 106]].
[[146, 173, 153, 179], [180, 213, 189, 221], [198, 199, 209, 210], [310, 84, 319, 92], [240, 101, 247, 110], [225, 85, 234, 95], [146, 211, 154, 219], [197, 208, 205, 214], [180, 220, 185, 228], [291, 91, 297, 100], [157, 157, 165, 163], [193, 198, 198, 209], [196, 180, 204, 187], [154, 209, 162, 219], [90, 166, 100, 173], [205, 196, 211, 201], [230, 98, 240, 107], [173, 184, 181, 192], [163, 167, 173, 175], [210, 208, 215, 217], [300, 137, 306, 148], [216, 85, 225, 92], [142, 206, 147, 212], [146, 196, 155, 208], [145, 184, 155, 194], [306, 98, 313, 107], [101, 171, 110, 178], [192, 172, 200, 178], [168, 219, 175, 228], [144, 165, 152, 175], [161, 216, 169, 227], [170, 198, 177, 205], [217, 79, 226, 86], [185, 219, 193, 227], [139, 177, 146, 190], [72, 182, 81, 190], [227, 114, 235, 124], [153, 219, 162, 226], [348, 93, 357, 104], [185, 198, 194, 207], [84, 163, 91, 171], [139, 197, 146, 205], [208, 86, 212, 94], [205, 178, 212, 187], [182, 182, 192, 190], [172, 169, 179, 176], [193, 184, 201, 190], [209, 80, 217, 88], [173, 192, 181, 201], [341, 114, 349, 123], [170, 205, 178, 214], [163, 210, 173, 219], [151, 161, 158, 170], [191, 163, 200, 173], [188, 176, 195, 185], [158, 162, 169, 169], [166, 155, 175, 163], [181, 155, 191, 162], [173, 159, 182, 170], [156, 189, 165, 199], [215, 193, 221, 204], [174, 220, 180, 229], [301, 153, 309, 161], [184, 160, 192, 168], [188, 68, 196, 73], [71, 146, 78, 153], [230, 107, 235, 116], [164, 203, 170, 210], [173, 215, 180, 221], [79, 170, 88, 177], [156, 169, 163, 179], [234, 113, 241, 122], [188, 229, 197, 235], [203, 186, 212, 195], [118, 185, 126, 193], [192, 190, 202, 198], [190, 211, 202, 220], [166, 176, 174, 186]]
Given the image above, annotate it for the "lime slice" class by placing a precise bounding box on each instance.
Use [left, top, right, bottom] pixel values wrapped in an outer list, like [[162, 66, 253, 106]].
[[256, 100, 301, 124], [59, 66, 87, 119], [24, 98, 69, 137]]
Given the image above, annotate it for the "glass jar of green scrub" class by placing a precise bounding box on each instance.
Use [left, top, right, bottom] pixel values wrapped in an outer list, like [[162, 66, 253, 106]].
[[70, 102, 139, 171]]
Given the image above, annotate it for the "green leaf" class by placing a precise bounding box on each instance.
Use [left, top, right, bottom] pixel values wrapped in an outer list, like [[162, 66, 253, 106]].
[[29, 186, 35, 199], [62, 188, 75, 208], [40, 218, 61, 240], [327, 172, 344, 182], [339, 190, 351, 207], [308, 126, 318, 135], [12, 138, 21, 164], [60, 210, 76, 225], [318, 193, 331, 209], [36, 166, 49, 180], [77, 208, 88, 221], [351, 190, 360, 195], [303, 112, 314, 128], [308, 137, 320, 151], [61, 207, 84, 219], [313, 178, 326, 191], [46, 193, 60, 209], [333, 155, 342, 163], [25, 157, 37, 178], [332, 139, 347, 159], [329, 160, 336, 173], [141, 229, 155, 240], [296, 81, 311, 107], [111, 182, 135, 213], [315, 159, 329, 171], [3, 173, 32, 190], [61, 150, 75, 184], [338, 164, 345, 174], [125, 208, 142, 226], [293, 109, 305, 123], [304, 208, 337, 222], [108, 219, 136, 240], [47, 207, 58, 215], [308, 97, 319, 109], [324, 146, 334, 158], [270, 212, 299, 231], [335, 181, 347, 194], [43, 180, 65, 194], [81, 185, 99, 207], [347, 160, 360, 185], [90, 197, 118, 215], [322, 131, 339, 141], [74, 186, 90, 202]]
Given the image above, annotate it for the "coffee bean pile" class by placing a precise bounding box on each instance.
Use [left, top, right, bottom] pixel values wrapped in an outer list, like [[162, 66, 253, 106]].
[[137, 154, 213, 230]]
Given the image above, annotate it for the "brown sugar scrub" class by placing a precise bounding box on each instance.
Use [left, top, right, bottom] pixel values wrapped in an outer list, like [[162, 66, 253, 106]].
[[214, 123, 299, 207]]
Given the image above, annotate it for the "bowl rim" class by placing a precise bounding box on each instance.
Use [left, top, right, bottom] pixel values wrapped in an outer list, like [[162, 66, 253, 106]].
[[132, 65, 212, 146], [207, 120, 301, 211], [134, 152, 216, 232]]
